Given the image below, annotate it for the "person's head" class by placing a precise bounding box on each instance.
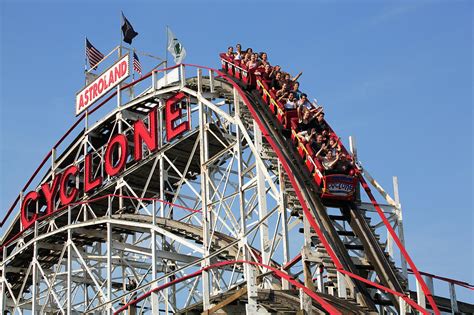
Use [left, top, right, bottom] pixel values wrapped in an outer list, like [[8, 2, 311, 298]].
[[274, 65, 281, 72], [250, 54, 257, 62], [329, 138, 336, 146], [246, 48, 253, 54], [293, 82, 300, 90], [326, 150, 333, 159], [284, 73, 291, 81], [236, 43, 242, 51], [275, 72, 282, 80], [300, 93, 307, 101], [264, 64, 271, 72], [261, 52, 268, 60], [227, 46, 233, 53], [303, 110, 310, 120], [340, 153, 346, 160], [281, 83, 288, 90], [288, 92, 295, 100], [317, 112, 325, 122], [316, 134, 323, 143]]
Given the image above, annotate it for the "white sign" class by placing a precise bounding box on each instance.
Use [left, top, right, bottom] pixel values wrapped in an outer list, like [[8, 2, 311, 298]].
[[156, 68, 180, 89], [76, 54, 130, 115], [328, 182, 354, 195]]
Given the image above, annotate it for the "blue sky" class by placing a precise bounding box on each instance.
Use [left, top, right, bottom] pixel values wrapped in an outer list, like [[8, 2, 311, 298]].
[[1, 0, 472, 303]]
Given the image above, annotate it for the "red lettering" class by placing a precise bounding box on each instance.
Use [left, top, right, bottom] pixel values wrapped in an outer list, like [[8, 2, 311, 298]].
[[114, 67, 121, 81], [103, 73, 109, 90], [119, 60, 127, 76], [108, 69, 116, 85], [79, 94, 85, 109], [41, 175, 62, 215], [134, 108, 158, 161], [98, 78, 104, 94], [84, 153, 103, 193], [88, 85, 95, 102], [21, 191, 39, 230], [166, 92, 190, 141], [92, 82, 98, 99], [60, 165, 78, 205], [105, 134, 128, 176], [84, 89, 89, 105]]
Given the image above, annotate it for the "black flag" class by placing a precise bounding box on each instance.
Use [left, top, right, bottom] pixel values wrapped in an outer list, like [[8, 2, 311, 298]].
[[121, 13, 138, 44]]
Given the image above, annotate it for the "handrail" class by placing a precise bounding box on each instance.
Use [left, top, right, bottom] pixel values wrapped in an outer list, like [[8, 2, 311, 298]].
[[282, 252, 302, 270], [407, 269, 474, 291]]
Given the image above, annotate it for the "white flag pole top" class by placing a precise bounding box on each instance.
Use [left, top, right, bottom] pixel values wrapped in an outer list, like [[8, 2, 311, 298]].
[[167, 28, 186, 64]]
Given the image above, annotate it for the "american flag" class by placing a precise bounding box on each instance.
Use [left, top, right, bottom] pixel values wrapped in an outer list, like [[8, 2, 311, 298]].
[[133, 52, 142, 75], [86, 38, 104, 70]]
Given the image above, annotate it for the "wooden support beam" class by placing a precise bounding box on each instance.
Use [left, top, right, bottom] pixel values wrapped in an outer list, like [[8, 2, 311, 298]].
[[201, 287, 247, 315]]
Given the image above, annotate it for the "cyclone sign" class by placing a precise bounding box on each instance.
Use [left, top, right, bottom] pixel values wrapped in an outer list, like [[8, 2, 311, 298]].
[[326, 175, 356, 196], [21, 92, 190, 231], [76, 54, 130, 115]]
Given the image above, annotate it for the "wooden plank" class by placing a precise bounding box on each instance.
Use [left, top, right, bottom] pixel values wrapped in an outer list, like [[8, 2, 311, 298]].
[[201, 287, 247, 315]]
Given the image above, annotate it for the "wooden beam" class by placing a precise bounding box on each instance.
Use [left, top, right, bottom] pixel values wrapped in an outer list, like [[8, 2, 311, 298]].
[[201, 287, 247, 315]]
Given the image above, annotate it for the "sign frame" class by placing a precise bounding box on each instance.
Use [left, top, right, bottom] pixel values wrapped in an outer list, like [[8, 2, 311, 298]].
[[76, 54, 130, 116]]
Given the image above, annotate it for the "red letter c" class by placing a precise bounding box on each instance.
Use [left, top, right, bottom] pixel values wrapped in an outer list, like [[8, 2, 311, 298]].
[[21, 191, 39, 230], [60, 165, 79, 206]]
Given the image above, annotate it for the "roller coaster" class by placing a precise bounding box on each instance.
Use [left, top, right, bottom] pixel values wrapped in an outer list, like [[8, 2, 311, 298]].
[[0, 48, 472, 314]]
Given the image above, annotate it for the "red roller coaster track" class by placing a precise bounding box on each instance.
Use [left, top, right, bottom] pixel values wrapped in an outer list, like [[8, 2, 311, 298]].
[[1, 59, 472, 314]]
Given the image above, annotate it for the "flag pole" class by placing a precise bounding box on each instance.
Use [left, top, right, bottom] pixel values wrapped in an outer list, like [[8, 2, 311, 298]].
[[84, 36, 88, 85], [132, 48, 135, 81], [118, 11, 123, 108], [84, 36, 89, 129], [119, 11, 123, 58], [130, 48, 135, 99], [165, 25, 169, 67]]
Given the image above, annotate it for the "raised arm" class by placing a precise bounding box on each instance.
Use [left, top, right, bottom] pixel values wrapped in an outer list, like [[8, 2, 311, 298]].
[[292, 71, 303, 82], [327, 154, 340, 168], [315, 144, 327, 157]]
